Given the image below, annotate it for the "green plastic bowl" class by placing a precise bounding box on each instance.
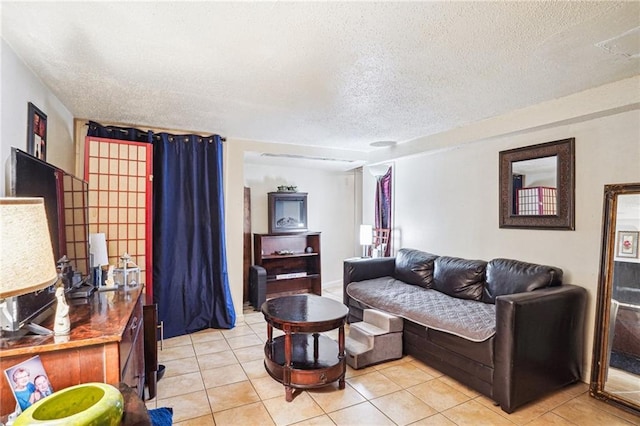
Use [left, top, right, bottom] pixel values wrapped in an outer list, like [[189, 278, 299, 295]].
[[14, 382, 123, 426]]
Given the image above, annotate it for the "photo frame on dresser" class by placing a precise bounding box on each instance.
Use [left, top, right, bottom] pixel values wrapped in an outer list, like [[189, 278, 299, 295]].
[[27, 102, 47, 161], [4, 355, 53, 412]]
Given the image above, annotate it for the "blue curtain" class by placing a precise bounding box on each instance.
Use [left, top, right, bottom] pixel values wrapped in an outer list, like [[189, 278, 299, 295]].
[[87, 121, 236, 337], [152, 134, 235, 338]]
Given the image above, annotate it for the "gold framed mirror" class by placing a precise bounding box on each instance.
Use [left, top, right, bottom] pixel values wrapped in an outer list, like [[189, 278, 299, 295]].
[[499, 138, 575, 229], [590, 182, 640, 415]]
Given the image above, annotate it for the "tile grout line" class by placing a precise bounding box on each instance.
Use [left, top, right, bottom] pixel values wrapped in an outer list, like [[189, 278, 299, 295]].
[[159, 315, 628, 426], [220, 325, 279, 426], [191, 333, 220, 424]]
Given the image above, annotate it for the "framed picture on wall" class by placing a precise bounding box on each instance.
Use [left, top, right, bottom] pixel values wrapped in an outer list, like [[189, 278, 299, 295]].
[[617, 231, 639, 258], [27, 102, 47, 161]]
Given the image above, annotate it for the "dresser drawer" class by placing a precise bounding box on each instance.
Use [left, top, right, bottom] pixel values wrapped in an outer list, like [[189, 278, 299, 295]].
[[121, 325, 144, 393], [120, 296, 143, 375]]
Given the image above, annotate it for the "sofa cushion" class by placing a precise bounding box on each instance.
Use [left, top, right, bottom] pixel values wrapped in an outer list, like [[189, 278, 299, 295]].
[[347, 278, 496, 341], [433, 256, 487, 301], [483, 258, 563, 303], [393, 248, 439, 288]]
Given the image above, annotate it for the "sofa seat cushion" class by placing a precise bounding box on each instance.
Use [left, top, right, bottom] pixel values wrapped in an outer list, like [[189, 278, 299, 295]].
[[347, 277, 496, 342]]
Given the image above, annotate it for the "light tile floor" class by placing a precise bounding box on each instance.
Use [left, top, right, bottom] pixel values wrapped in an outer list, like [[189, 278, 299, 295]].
[[146, 286, 640, 425]]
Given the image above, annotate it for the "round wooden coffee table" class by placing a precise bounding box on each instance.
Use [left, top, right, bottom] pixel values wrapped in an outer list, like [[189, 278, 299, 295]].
[[262, 294, 348, 401]]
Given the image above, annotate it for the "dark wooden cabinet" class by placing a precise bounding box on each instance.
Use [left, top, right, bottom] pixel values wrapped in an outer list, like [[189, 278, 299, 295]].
[[251, 232, 321, 308], [143, 304, 159, 400]]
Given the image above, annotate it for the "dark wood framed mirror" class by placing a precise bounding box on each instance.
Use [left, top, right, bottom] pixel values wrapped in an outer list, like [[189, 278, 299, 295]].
[[499, 138, 575, 230], [590, 182, 640, 415]]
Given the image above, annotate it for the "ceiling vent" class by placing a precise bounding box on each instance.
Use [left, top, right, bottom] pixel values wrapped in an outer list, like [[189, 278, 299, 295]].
[[595, 26, 640, 58], [369, 141, 397, 148], [260, 153, 356, 163]]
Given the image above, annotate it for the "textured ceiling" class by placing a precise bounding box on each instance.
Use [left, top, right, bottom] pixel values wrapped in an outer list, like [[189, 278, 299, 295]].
[[1, 2, 639, 153]]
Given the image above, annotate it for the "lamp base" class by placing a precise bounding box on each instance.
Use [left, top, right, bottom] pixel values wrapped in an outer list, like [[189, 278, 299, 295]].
[[26, 322, 53, 335], [0, 302, 55, 337], [0, 290, 56, 332]]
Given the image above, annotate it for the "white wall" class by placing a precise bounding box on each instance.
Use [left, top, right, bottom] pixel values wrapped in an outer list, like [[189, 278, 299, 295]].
[[225, 140, 364, 321], [244, 161, 357, 287], [372, 107, 640, 381], [1, 39, 74, 195]]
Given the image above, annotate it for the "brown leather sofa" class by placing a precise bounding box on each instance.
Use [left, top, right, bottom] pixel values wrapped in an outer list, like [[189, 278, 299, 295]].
[[343, 249, 587, 413]]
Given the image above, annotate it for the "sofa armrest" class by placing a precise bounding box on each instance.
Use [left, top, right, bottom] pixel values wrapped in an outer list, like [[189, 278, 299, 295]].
[[494, 284, 587, 413], [343, 257, 395, 304]]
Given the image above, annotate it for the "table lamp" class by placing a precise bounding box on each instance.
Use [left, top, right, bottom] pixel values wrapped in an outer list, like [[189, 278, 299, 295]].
[[89, 232, 109, 287], [0, 198, 60, 333], [359, 224, 373, 257]]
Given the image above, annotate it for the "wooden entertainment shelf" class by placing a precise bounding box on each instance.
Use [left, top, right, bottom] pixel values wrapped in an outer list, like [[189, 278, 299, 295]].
[[250, 232, 321, 309]]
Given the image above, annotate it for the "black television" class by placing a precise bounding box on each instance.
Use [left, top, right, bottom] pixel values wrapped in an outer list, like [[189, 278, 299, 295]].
[[1, 148, 90, 332]]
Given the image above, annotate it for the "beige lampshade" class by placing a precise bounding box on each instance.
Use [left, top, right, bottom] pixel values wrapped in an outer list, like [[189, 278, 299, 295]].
[[0, 198, 58, 298]]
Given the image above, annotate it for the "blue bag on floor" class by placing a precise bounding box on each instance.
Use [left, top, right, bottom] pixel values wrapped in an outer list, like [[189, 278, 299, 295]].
[[148, 407, 173, 426]]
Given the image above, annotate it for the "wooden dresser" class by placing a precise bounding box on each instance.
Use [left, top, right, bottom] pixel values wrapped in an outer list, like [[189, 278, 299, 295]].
[[0, 287, 145, 417]]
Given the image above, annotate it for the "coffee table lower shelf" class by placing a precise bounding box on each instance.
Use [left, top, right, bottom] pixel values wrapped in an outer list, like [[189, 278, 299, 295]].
[[264, 333, 346, 398]]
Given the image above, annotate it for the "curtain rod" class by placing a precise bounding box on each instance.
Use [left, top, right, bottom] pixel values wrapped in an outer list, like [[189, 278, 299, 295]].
[[85, 121, 226, 141]]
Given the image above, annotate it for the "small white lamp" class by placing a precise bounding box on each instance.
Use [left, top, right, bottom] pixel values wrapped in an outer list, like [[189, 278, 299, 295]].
[[89, 233, 109, 286], [0, 198, 60, 333], [359, 224, 373, 258]]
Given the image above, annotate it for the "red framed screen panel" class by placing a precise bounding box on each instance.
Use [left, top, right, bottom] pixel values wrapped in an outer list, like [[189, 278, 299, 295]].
[[84, 136, 153, 304]]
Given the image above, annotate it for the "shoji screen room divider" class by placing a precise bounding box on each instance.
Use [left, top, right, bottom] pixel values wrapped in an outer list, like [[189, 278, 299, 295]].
[[84, 136, 153, 303]]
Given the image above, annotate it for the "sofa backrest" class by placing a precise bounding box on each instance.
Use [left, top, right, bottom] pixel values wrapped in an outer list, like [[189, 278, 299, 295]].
[[433, 256, 487, 301], [391, 249, 563, 304], [482, 258, 563, 304], [393, 248, 438, 288]]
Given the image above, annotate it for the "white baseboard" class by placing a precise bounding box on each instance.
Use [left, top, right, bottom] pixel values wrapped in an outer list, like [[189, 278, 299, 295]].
[[322, 279, 342, 289]]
